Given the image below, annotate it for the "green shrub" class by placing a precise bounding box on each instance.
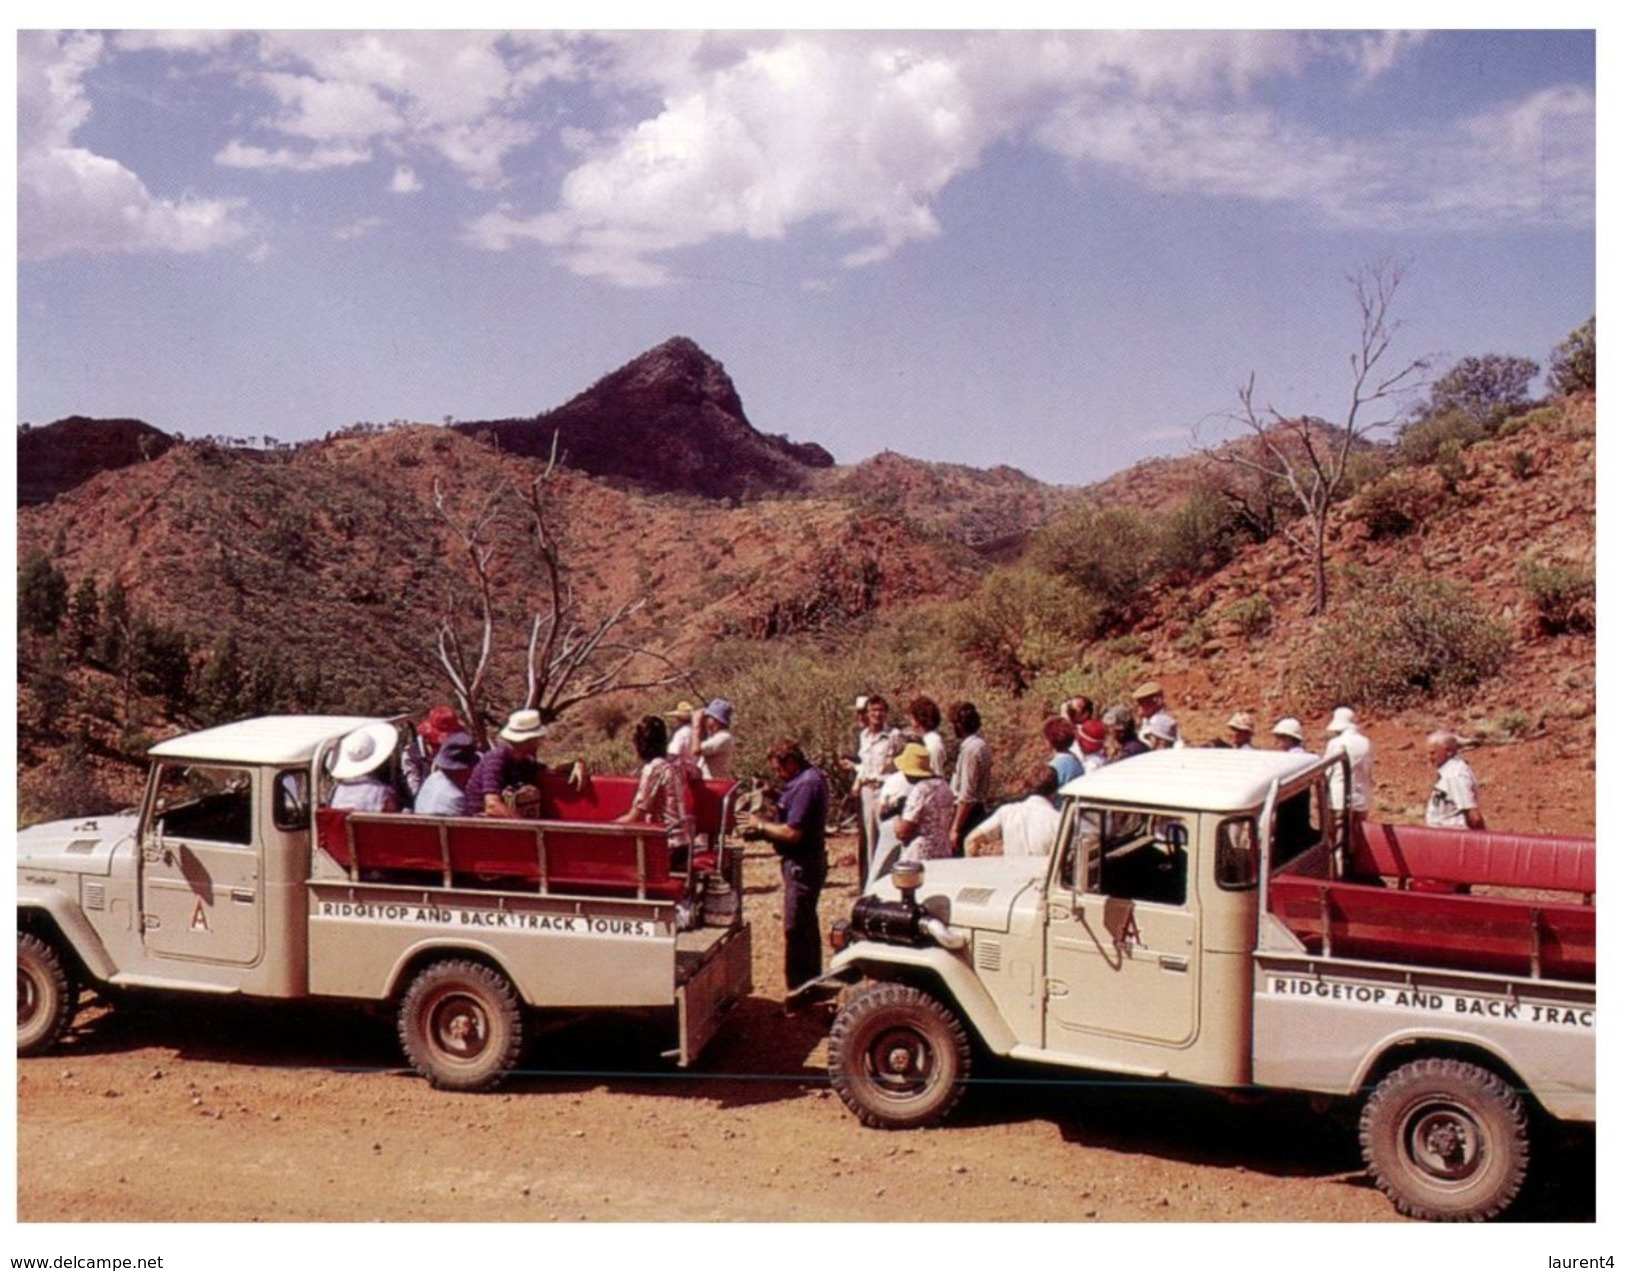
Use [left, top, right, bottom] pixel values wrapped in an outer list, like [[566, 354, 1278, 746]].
[[1496, 710, 1536, 740], [1157, 489, 1246, 580], [1173, 618, 1211, 654], [1422, 354, 1539, 428], [1434, 439, 1469, 493], [1509, 450, 1538, 480], [19, 550, 69, 637], [948, 567, 1102, 696], [1351, 471, 1432, 538], [1219, 595, 1273, 638], [1027, 659, 1145, 719], [21, 741, 123, 826], [1519, 559, 1595, 635], [1395, 408, 1487, 468], [1293, 576, 1512, 709], [1096, 634, 1148, 659], [1547, 316, 1595, 395], [1028, 505, 1160, 628]]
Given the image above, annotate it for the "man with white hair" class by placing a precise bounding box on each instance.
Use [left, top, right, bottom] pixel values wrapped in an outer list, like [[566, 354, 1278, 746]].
[[1426, 731, 1486, 830], [1323, 706, 1373, 834]]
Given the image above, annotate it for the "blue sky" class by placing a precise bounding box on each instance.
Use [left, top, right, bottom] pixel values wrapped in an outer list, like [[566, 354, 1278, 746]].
[[15, 28, 1596, 486]]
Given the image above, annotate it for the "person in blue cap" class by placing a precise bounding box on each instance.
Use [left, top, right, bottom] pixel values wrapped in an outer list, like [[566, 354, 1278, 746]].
[[695, 698, 735, 780]]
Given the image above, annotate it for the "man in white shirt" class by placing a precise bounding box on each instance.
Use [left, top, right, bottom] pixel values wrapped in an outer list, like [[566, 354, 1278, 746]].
[[1324, 706, 1374, 835], [965, 767, 1061, 860], [852, 695, 901, 881], [1425, 731, 1486, 830]]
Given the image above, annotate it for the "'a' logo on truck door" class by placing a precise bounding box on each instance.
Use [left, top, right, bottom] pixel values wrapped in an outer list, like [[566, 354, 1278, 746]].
[[1104, 897, 1141, 948], [190, 900, 211, 933]]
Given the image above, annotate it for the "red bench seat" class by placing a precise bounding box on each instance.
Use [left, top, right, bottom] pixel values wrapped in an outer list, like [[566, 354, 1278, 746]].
[[1346, 821, 1595, 895]]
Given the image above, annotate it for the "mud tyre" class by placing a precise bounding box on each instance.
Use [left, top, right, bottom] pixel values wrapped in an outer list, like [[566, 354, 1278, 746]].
[[397, 960, 524, 1092], [1359, 1057, 1529, 1221], [828, 982, 970, 1130], [18, 932, 77, 1057]]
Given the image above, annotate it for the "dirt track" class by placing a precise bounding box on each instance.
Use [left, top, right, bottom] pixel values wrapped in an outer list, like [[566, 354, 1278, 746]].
[[15, 839, 1595, 1229]]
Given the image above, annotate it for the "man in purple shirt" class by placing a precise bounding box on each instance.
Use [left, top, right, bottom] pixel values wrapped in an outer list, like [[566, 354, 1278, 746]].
[[465, 709, 585, 817], [746, 738, 829, 1000]]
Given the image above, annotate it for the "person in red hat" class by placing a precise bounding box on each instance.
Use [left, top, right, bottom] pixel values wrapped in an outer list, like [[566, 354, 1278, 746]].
[[1075, 718, 1108, 776], [400, 704, 466, 801]]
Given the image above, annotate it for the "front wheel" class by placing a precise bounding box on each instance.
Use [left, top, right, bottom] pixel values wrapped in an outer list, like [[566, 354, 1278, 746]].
[[18, 932, 77, 1057], [397, 960, 524, 1092], [17, 929, 77, 1059], [828, 982, 970, 1129], [1359, 1057, 1529, 1221]]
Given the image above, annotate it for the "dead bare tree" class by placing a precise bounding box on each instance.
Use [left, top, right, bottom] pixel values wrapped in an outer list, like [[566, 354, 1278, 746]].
[[518, 444, 691, 720], [429, 439, 690, 747], [1203, 258, 1430, 614], [432, 479, 503, 746]]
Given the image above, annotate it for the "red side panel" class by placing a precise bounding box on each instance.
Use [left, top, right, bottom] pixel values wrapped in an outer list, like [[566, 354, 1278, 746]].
[[315, 807, 353, 868], [1269, 874, 1595, 982], [351, 817, 446, 877]]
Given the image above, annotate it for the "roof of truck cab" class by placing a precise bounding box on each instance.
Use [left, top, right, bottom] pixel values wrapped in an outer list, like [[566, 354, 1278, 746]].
[[148, 715, 392, 766], [1058, 748, 1327, 813]]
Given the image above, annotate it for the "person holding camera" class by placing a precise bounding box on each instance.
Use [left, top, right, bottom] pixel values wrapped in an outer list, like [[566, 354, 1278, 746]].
[[744, 738, 829, 1000]]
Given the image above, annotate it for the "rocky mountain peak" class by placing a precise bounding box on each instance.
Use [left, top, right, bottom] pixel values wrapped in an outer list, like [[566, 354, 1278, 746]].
[[455, 336, 832, 501], [588, 336, 746, 419]]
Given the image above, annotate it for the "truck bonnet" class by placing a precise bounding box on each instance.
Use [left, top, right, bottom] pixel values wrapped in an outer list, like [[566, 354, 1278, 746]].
[[16, 814, 139, 879], [868, 856, 1045, 934]]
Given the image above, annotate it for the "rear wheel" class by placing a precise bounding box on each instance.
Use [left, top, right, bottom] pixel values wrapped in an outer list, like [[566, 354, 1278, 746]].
[[828, 982, 970, 1129], [18, 932, 77, 1057], [1360, 1057, 1529, 1221], [397, 960, 524, 1092]]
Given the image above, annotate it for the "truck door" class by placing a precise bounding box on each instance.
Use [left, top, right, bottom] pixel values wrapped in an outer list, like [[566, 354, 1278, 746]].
[[139, 763, 264, 966], [1044, 805, 1199, 1051]]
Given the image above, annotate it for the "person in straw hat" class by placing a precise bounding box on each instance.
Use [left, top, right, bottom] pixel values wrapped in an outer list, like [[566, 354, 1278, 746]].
[[1226, 711, 1256, 750], [328, 721, 401, 813], [465, 708, 582, 819], [893, 742, 955, 862], [1132, 679, 1182, 748]]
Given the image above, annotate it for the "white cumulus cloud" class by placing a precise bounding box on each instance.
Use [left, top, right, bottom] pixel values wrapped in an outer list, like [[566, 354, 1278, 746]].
[[216, 138, 373, 172], [18, 30, 249, 260], [476, 30, 1462, 287]]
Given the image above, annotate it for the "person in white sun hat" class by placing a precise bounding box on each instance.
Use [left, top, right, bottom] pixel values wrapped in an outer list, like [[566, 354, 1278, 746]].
[[328, 721, 401, 813], [1323, 706, 1373, 838], [1271, 718, 1307, 753]]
